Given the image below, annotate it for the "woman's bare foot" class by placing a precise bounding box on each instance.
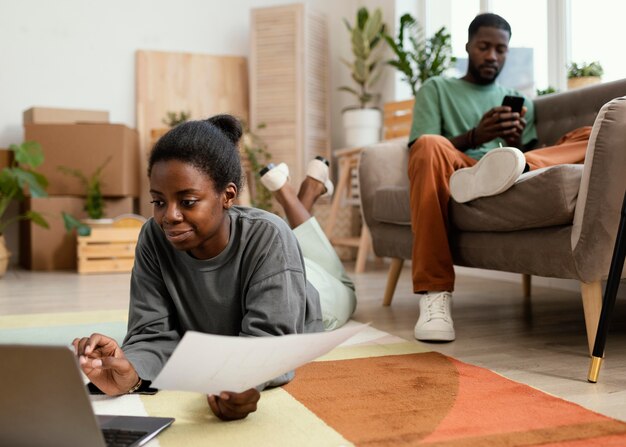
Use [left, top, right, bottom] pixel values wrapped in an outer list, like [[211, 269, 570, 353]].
[[297, 176, 327, 213]]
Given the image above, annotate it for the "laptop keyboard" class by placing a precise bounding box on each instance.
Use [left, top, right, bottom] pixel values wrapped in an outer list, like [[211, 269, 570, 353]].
[[102, 428, 148, 447]]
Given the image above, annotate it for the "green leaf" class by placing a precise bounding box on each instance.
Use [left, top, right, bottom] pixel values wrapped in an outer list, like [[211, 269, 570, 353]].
[[61, 212, 91, 236], [26, 210, 49, 229], [363, 9, 383, 43], [353, 59, 367, 83], [342, 18, 352, 32], [58, 165, 88, 186], [13, 169, 48, 198], [356, 7, 369, 30], [338, 86, 360, 96], [351, 28, 367, 59], [340, 57, 353, 70], [12, 141, 44, 168]]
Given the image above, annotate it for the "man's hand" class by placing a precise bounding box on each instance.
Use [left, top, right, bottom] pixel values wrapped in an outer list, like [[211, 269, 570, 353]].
[[474, 105, 527, 148], [207, 388, 261, 421], [72, 333, 139, 396]]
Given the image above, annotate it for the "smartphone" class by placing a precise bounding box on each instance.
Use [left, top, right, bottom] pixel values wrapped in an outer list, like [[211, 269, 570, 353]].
[[87, 381, 159, 395], [502, 95, 524, 114]]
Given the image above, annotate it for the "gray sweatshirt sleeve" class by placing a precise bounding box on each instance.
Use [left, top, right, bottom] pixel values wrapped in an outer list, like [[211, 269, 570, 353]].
[[122, 225, 181, 380]]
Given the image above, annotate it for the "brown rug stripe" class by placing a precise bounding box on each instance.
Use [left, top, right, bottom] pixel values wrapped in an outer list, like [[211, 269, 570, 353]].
[[284, 352, 460, 446], [284, 353, 626, 446]]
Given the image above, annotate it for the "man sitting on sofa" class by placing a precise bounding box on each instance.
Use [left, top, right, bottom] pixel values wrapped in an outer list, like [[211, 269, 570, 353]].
[[408, 12, 591, 342]]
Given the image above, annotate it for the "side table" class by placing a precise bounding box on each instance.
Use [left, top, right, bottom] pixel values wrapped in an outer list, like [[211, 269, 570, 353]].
[[324, 146, 372, 273]]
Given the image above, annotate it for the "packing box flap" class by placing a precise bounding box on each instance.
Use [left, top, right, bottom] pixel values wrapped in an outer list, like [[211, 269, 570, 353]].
[[23, 107, 109, 125]]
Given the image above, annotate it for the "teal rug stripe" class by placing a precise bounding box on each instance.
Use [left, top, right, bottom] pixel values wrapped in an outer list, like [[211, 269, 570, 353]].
[[0, 322, 127, 346]]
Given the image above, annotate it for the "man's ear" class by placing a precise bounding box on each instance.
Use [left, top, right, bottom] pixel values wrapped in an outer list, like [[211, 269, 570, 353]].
[[465, 42, 469, 53], [223, 183, 238, 209]]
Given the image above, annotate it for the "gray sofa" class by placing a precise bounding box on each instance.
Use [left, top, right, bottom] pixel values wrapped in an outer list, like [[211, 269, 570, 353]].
[[359, 79, 626, 352]]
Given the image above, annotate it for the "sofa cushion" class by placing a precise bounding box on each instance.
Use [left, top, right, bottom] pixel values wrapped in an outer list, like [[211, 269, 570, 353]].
[[373, 186, 412, 225], [450, 164, 583, 232]]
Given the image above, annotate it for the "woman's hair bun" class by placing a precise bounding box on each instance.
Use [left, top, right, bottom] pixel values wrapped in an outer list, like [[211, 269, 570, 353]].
[[207, 114, 243, 146]]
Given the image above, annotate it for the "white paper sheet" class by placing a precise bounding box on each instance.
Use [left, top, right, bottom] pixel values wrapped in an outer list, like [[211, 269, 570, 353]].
[[151, 323, 368, 395]]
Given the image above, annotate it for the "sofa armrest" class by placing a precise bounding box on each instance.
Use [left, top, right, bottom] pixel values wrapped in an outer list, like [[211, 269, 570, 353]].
[[534, 78, 626, 146], [358, 138, 410, 229], [572, 96, 626, 281]]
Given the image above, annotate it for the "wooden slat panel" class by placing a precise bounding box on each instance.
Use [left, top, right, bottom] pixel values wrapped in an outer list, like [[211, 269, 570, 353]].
[[136, 51, 249, 216], [250, 4, 329, 192]]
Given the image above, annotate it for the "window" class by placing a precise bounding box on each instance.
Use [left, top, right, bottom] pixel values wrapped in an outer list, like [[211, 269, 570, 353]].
[[490, 0, 549, 94], [570, 0, 626, 82]]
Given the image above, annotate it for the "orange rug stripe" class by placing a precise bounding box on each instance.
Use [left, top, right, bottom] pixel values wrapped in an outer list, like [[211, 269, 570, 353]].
[[283, 352, 626, 446]]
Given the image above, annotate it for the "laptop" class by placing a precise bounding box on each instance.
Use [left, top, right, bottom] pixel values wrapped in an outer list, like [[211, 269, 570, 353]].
[[0, 344, 174, 447]]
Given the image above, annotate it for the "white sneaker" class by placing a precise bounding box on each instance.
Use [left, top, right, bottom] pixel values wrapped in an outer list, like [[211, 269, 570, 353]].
[[259, 162, 289, 191], [449, 147, 526, 203], [414, 292, 455, 342], [306, 156, 334, 198]]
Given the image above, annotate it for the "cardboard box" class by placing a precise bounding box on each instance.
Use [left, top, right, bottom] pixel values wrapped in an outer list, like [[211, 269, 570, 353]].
[[19, 196, 136, 271], [24, 123, 140, 197], [23, 107, 109, 125]]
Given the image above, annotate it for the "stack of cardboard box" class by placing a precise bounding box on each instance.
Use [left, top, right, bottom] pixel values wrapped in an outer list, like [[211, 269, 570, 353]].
[[20, 107, 140, 271]]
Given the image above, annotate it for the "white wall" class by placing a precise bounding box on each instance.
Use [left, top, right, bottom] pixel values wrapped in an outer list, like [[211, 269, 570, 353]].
[[0, 0, 398, 148], [0, 0, 398, 263]]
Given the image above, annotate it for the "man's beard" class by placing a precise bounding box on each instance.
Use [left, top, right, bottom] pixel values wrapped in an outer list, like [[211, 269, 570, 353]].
[[467, 60, 502, 85]]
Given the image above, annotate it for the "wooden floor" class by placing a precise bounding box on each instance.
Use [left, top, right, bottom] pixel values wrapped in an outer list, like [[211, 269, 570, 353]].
[[1, 262, 625, 421]]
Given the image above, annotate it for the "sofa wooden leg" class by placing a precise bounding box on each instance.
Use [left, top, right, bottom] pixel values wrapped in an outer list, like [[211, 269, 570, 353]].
[[383, 258, 404, 306], [522, 274, 532, 299], [580, 281, 603, 356]]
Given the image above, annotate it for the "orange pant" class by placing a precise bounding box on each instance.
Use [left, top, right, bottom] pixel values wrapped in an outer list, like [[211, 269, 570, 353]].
[[407, 127, 592, 293]]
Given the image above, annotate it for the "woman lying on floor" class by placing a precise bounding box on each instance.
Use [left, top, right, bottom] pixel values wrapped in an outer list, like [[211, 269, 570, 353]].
[[73, 115, 356, 421]]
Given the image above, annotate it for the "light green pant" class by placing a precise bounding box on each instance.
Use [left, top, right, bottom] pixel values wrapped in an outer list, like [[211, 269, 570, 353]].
[[293, 217, 357, 331]]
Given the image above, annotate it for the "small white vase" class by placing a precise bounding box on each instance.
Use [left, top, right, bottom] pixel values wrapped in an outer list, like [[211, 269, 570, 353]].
[[342, 108, 382, 147]]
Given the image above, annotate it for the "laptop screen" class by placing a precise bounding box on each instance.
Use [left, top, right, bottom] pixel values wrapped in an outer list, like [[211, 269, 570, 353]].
[[0, 344, 173, 447]]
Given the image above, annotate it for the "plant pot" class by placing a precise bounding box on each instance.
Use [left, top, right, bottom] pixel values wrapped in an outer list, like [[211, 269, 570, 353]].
[[0, 234, 11, 278], [567, 76, 601, 90], [342, 108, 382, 147], [81, 218, 114, 227]]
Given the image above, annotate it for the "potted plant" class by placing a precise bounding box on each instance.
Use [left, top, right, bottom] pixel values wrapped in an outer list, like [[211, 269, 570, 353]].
[[567, 61, 603, 90], [536, 86, 558, 96], [59, 156, 112, 237], [162, 110, 191, 127], [0, 142, 49, 276], [151, 110, 192, 146], [384, 13, 455, 97], [339, 7, 386, 147]]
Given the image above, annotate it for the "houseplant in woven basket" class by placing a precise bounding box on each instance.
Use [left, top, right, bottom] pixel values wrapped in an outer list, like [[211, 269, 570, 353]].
[[339, 7, 386, 147], [567, 61, 603, 90], [0, 141, 49, 277]]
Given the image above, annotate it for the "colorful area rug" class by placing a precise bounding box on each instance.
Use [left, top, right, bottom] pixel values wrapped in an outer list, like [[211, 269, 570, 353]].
[[2, 312, 626, 446], [285, 352, 626, 446]]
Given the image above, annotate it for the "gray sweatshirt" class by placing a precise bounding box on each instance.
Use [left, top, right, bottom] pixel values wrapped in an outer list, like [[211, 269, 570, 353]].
[[122, 206, 324, 386]]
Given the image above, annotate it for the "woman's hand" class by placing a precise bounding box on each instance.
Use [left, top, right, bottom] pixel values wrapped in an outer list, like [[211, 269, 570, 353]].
[[207, 388, 261, 421], [72, 333, 139, 396]]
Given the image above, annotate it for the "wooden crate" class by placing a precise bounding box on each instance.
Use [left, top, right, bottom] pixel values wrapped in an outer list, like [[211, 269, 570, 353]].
[[77, 226, 141, 274]]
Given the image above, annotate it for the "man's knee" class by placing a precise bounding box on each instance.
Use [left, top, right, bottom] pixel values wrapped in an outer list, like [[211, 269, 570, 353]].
[[408, 135, 451, 174], [409, 135, 450, 154]]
